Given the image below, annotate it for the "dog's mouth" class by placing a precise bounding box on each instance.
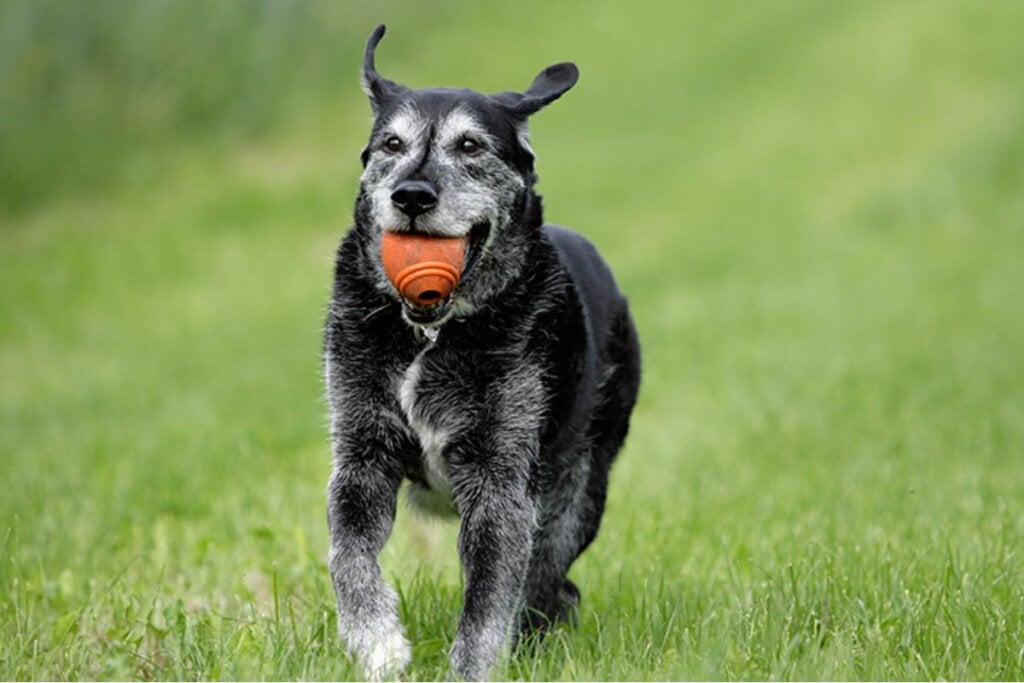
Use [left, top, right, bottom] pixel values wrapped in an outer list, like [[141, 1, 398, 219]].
[[394, 220, 490, 326], [460, 220, 491, 285]]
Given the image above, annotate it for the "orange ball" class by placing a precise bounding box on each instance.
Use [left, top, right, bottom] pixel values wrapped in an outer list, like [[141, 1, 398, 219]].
[[380, 231, 467, 308]]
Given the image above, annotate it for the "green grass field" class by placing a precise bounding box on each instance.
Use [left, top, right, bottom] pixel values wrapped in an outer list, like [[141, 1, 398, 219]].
[[3, 1, 1024, 679]]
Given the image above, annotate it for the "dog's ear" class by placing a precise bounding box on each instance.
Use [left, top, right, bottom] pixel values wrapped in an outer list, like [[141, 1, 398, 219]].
[[492, 62, 579, 118], [361, 24, 408, 115]]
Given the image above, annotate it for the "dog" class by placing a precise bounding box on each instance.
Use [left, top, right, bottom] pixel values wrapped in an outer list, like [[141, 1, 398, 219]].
[[324, 24, 641, 680]]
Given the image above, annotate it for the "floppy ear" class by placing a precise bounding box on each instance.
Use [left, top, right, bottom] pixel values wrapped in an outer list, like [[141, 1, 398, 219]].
[[492, 62, 579, 118], [360, 24, 408, 115]]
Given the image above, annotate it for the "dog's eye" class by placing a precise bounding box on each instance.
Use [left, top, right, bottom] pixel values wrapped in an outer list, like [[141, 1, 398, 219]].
[[458, 137, 483, 155], [383, 136, 404, 154]]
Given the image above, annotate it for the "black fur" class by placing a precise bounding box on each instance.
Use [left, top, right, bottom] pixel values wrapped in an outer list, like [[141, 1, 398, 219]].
[[325, 24, 640, 680]]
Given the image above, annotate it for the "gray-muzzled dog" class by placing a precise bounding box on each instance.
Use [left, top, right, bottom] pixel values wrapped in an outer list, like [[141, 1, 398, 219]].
[[324, 24, 641, 679]]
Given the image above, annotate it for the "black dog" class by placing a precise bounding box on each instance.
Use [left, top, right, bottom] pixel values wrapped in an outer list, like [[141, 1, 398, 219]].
[[324, 25, 640, 679]]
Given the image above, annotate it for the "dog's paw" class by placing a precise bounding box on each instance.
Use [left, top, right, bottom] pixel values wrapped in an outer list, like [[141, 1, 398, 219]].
[[450, 628, 507, 682], [359, 627, 412, 681], [558, 578, 581, 624], [340, 613, 412, 681]]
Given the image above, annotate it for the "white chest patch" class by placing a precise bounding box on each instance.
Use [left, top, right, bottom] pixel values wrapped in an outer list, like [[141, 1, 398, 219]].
[[398, 349, 454, 502]]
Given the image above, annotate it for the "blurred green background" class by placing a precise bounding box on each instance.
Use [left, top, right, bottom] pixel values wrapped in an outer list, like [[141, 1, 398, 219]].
[[2, 1, 1023, 679]]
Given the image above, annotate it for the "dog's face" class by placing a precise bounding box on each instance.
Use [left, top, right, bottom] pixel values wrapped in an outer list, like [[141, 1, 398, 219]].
[[355, 25, 577, 325], [361, 90, 530, 241]]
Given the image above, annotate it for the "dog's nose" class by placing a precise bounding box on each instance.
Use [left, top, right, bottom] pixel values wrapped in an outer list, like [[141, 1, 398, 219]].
[[391, 180, 439, 217]]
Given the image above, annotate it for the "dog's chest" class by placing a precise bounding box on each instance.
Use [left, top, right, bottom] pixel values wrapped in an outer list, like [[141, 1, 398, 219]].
[[397, 344, 456, 505]]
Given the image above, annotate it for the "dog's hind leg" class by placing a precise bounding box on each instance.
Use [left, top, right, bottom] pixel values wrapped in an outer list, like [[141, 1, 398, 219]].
[[518, 307, 641, 642], [516, 455, 595, 639], [516, 447, 614, 640]]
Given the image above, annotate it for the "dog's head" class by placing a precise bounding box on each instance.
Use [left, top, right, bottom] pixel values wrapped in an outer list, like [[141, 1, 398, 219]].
[[354, 24, 577, 327]]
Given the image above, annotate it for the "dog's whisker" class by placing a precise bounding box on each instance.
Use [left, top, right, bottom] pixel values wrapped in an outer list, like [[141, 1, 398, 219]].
[[362, 303, 391, 322]]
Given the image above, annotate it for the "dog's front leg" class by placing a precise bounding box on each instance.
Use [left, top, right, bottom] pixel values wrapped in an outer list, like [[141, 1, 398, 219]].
[[326, 456, 407, 680], [449, 469, 537, 680]]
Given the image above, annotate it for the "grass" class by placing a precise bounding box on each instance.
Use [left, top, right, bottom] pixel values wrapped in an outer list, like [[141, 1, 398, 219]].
[[3, 0, 1024, 679]]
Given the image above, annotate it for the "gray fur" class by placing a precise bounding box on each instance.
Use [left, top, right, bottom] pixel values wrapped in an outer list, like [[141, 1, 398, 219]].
[[360, 103, 532, 329], [325, 24, 640, 681]]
